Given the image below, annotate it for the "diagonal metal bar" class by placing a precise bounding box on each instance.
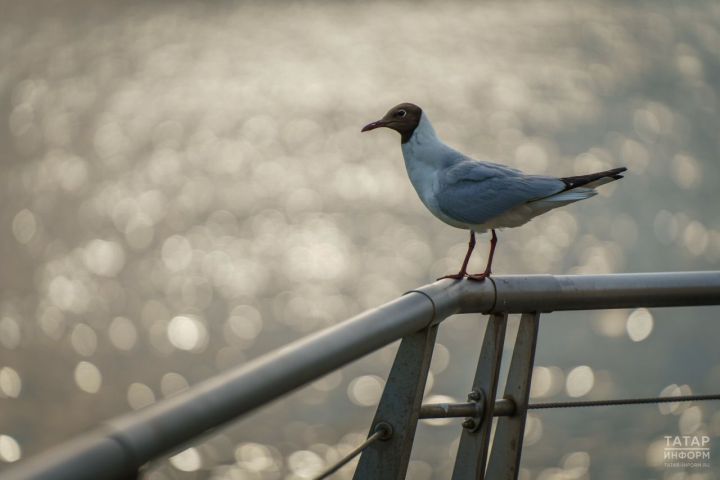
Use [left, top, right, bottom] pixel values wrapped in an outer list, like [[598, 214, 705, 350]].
[[451, 313, 508, 480], [485, 312, 540, 480], [353, 325, 439, 480]]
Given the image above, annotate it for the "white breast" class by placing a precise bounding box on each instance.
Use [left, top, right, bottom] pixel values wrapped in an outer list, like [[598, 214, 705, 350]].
[[401, 114, 469, 229]]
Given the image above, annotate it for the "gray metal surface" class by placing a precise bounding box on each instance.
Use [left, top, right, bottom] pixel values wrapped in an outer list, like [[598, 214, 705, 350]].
[[419, 402, 483, 419], [485, 312, 541, 480], [354, 326, 439, 480], [468, 271, 720, 313], [451, 313, 508, 480], [492, 399, 516, 417], [5, 271, 720, 480]]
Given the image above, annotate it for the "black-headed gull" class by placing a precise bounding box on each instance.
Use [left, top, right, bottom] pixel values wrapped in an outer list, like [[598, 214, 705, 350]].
[[362, 103, 627, 281]]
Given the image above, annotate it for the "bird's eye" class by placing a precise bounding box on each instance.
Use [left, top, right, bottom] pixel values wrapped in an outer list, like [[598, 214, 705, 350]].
[[395, 109, 407, 118]]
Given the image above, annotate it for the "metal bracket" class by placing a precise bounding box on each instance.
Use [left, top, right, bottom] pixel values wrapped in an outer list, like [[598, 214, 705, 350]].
[[460, 390, 485, 432], [353, 325, 438, 480], [451, 313, 508, 480], [485, 312, 541, 480]]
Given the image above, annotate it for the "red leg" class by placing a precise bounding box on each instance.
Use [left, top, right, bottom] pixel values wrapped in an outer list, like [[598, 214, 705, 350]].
[[437, 231, 476, 280], [468, 229, 497, 282]]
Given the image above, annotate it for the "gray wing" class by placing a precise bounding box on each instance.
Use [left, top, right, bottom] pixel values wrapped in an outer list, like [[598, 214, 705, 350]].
[[435, 160, 565, 225]]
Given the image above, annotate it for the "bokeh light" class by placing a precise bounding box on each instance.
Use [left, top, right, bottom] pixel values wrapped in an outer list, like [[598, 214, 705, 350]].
[[169, 447, 202, 473], [127, 383, 156, 410], [0, 435, 21, 463], [0, 368, 22, 399], [74, 361, 102, 394], [626, 308, 654, 342], [347, 375, 385, 407], [0, 1, 718, 478], [566, 366, 595, 398]]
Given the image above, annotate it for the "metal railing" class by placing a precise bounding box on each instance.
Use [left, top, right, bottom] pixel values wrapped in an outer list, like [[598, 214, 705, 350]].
[[4, 271, 720, 480]]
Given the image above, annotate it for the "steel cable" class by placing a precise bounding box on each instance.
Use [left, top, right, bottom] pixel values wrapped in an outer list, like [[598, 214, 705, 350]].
[[528, 393, 720, 410], [312, 423, 392, 480]]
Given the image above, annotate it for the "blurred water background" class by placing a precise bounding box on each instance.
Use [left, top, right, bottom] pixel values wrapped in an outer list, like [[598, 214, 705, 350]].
[[1, 1, 720, 478]]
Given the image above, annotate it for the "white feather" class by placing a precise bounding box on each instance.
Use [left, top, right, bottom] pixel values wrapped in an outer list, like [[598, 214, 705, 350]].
[[539, 188, 597, 203]]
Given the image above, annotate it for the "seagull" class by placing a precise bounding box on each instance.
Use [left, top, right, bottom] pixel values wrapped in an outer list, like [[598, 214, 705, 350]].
[[361, 103, 627, 281]]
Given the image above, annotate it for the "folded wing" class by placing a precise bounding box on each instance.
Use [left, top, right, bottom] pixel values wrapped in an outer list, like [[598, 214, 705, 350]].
[[436, 160, 566, 225]]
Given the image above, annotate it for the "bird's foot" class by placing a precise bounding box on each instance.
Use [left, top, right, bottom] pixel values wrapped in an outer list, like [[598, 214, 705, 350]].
[[437, 273, 466, 281], [467, 272, 491, 282]]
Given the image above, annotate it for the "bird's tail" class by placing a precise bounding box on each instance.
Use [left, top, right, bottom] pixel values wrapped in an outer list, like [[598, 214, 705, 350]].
[[531, 167, 627, 207], [560, 167, 627, 191]]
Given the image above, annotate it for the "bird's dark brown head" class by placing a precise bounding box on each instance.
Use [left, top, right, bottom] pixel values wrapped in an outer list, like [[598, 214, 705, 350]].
[[361, 103, 423, 143]]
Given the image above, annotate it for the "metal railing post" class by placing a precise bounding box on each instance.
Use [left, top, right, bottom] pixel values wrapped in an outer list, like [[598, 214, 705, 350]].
[[485, 312, 541, 479], [353, 325, 439, 480], [451, 313, 508, 480]]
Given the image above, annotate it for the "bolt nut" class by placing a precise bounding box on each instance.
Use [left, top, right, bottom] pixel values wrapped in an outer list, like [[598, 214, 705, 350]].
[[462, 418, 476, 429], [467, 391, 481, 401], [374, 422, 393, 440]]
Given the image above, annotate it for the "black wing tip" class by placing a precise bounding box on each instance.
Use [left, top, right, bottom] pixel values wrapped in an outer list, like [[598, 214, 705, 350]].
[[611, 166, 628, 180], [560, 166, 628, 190]]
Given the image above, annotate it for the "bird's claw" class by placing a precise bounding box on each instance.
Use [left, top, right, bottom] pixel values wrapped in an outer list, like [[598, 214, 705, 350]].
[[436, 273, 466, 281], [467, 272, 491, 282], [437, 272, 492, 281]]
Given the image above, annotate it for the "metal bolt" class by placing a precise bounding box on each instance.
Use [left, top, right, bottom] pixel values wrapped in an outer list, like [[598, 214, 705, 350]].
[[374, 422, 393, 441], [462, 418, 476, 430], [467, 390, 481, 402]]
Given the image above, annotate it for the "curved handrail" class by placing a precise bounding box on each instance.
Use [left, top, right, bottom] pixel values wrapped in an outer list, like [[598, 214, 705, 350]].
[[5, 271, 720, 480]]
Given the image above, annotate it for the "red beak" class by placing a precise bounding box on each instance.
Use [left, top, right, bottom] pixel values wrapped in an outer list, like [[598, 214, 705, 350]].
[[361, 120, 386, 132]]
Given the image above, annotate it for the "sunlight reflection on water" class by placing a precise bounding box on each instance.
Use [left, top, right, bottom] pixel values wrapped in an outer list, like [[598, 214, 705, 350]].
[[1, 1, 719, 478]]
